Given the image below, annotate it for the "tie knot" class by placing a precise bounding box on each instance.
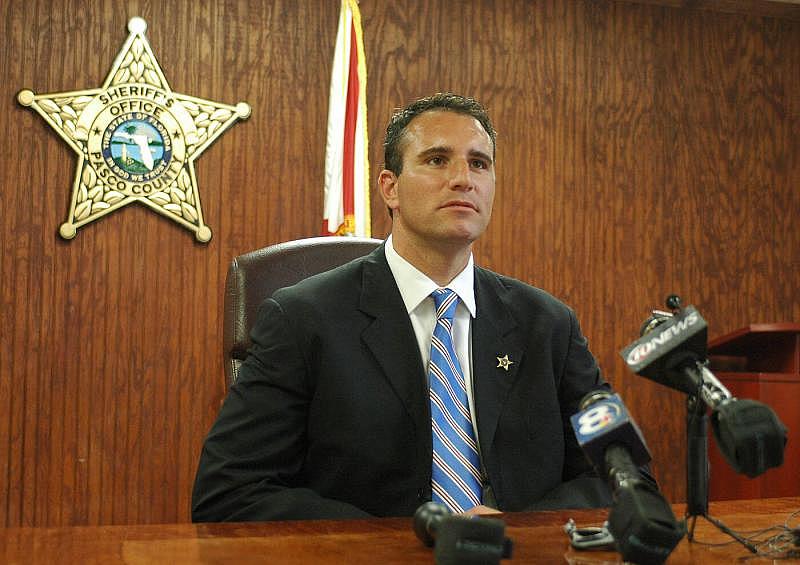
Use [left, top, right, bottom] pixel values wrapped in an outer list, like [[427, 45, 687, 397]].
[[432, 288, 459, 321]]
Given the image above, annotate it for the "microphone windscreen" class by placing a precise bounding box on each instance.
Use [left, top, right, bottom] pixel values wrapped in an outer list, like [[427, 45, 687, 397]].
[[711, 399, 788, 477], [608, 481, 685, 564], [434, 516, 507, 565], [413, 501, 450, 547]]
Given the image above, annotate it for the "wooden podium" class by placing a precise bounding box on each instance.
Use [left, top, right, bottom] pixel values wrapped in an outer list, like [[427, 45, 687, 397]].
[[706, 323, 800, 500]]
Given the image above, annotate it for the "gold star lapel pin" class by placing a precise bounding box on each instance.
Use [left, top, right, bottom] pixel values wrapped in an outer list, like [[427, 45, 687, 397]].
[[17, 17, 251, 242], [496, 354, 514, 371]]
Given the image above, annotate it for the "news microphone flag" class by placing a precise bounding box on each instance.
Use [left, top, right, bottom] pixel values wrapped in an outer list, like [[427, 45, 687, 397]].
[[571, 392, 652, 471], [323, 0, 371, 237]]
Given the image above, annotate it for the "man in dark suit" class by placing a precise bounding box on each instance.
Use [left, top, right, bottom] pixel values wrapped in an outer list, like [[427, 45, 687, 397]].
[[192, 93, 611, 522]]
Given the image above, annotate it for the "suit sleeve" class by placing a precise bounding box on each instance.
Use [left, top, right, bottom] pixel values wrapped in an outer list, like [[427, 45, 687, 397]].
[[532, 307, 665, 510], [534, 307, 613, 509], [191, 298, 372, 522], [558, 307, 610, 480]]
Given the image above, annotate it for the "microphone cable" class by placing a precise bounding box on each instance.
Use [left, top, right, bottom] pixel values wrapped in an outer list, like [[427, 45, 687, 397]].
[[687, 508, 800, 559]]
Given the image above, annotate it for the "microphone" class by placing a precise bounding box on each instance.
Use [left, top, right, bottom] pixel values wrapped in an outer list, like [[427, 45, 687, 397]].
[[621, 297, 787, 477], [690, 364, 786, 477], [413, 502, 513, 565], [571, 391, 684, 564], [571, 390, 652, 471], [622, 299, 708, 395], [711, 398, 787, 477]]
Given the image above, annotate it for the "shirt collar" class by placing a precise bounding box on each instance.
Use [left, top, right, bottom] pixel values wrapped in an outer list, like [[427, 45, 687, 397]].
[[384, 234, 476, 317]]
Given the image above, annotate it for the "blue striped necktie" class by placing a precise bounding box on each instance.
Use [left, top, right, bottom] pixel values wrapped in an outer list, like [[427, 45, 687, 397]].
[[429, 288, 482, 512]]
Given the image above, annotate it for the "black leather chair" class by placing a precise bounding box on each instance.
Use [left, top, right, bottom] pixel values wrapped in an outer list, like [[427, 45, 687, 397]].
[[223, 236, 383, 385]]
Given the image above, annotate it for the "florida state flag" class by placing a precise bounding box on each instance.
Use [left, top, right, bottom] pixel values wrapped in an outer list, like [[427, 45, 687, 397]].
[[323, 0, 371, 236]]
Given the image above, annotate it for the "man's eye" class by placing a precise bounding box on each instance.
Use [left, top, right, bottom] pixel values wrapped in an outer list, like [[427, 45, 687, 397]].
[[428, 156, 444, 165], [471, 159, 488, 169]]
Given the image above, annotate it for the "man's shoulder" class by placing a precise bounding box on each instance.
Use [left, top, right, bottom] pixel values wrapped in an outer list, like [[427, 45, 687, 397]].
[[475, 266, 575, 320]]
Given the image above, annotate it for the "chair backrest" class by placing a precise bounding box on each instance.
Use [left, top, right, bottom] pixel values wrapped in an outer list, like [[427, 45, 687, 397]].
[[223, 236, 383, 385]]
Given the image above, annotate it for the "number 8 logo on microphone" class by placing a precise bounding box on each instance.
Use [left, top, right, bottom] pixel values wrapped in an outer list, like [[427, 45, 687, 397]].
[[578, 403, 621, 435]]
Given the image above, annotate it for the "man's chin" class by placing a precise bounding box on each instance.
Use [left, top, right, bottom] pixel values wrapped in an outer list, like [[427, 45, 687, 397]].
[[436, 226, 485, 246]]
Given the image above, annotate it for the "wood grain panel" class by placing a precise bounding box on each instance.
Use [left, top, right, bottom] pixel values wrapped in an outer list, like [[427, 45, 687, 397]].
[[1, 0, 798, 526]]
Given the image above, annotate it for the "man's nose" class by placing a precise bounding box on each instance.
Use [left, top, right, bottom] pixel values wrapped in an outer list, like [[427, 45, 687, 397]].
[[448, 160, 474, 191]]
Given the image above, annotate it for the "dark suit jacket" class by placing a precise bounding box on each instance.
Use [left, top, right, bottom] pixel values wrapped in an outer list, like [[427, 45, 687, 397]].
[[192, 245, 611, 522]]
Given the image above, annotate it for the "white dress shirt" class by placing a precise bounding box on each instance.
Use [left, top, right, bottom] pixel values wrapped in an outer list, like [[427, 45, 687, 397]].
[[383, 235, 481, 448]]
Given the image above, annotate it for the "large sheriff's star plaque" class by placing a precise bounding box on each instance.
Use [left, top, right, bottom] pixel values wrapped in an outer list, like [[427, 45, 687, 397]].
[[17, 17, 250, 242]]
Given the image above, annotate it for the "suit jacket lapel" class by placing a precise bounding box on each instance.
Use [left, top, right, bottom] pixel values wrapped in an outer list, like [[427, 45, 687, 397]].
[[358, 247, 431, 459], [472, 268, 523, 458], [354, 251, 524, 471]]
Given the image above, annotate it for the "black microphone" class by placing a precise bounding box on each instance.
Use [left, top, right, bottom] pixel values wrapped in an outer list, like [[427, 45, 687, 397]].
[[689, 362, 787, 477], [413, 502, 513, 565], [711, 398, 787, 477], [572, 391, 684, 564], [621, 298, 787, 477], [622, 301, 708, 395]]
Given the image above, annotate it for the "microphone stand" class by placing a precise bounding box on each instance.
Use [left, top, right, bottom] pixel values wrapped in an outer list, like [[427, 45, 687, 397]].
[[684, 394, 757, 553]]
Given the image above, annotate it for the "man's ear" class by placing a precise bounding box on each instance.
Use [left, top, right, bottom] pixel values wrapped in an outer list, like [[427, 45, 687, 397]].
[[378, 169, 399, 212]]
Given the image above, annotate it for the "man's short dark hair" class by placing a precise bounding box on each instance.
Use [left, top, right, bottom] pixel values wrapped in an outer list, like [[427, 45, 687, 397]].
[[382, 93, 497, 175]]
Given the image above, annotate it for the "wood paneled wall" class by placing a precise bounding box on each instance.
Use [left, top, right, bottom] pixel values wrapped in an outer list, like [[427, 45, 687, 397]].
[[1, 0, 798, 526]]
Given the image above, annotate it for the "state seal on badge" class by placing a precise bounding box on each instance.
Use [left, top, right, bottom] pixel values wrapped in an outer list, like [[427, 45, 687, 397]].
[[17, 17, 250, 242]]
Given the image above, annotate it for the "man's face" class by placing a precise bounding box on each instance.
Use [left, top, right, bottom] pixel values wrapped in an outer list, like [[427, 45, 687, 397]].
[[379, 110, 496, 249]]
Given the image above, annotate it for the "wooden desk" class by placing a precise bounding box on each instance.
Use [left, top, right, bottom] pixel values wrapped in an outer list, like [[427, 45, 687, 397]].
[[2, 498, 798, 564]]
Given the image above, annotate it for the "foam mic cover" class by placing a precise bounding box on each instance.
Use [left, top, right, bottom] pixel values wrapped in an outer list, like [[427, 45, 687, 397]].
[[413, 502, 513, 564], [571, 391, 652, 472], [608, 479, 686, 564], [711, 399, 788, 477], [414, 501, 450, 547]]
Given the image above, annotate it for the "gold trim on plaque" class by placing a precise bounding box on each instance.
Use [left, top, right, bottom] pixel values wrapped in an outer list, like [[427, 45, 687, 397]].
[[17, 17, 250, 242]]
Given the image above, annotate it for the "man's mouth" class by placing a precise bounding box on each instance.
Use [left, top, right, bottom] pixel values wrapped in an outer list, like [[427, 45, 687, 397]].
[[441, 200, 477, 211]]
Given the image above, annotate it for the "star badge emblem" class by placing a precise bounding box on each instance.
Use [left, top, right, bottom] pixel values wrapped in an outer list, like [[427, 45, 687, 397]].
[[496, 354, 514, 371], [17, 17, 250, 242]]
